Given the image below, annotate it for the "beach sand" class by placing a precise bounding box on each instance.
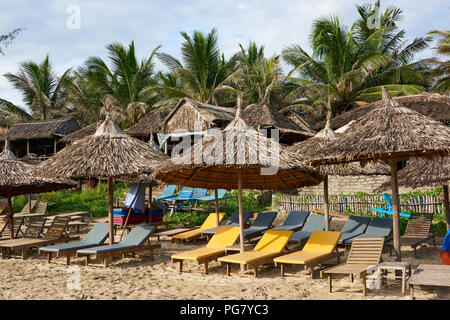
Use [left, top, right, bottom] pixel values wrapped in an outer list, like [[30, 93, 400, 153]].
[[0, 217, 448, 300]]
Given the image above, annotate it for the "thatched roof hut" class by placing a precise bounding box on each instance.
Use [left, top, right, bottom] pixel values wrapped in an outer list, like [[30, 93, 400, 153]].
[[162, 98, 235, 133], [59, 121, 102, 144], [279, 109, 315, 133], [126, 108, 171, 138], [242, 102, 315, 144], [312, 92, 450, 131]]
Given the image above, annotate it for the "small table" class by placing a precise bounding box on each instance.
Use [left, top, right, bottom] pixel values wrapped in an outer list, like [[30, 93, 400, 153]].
[[408, 264, 450, 300], [378, 261, 412, 296]]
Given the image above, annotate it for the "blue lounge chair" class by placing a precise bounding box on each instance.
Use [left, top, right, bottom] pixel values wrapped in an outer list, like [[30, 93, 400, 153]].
[[197, 189, 230, 202], [243, 211, 278, 239], [39, 222, 109, 265], [343, 217, 393, 245], [372, 193, 410, 218], [76, 225, 161, 267], [338, 216, 372, 244], [272, 211, 310, 232], [153, 185, 178, 201], [289, 214, 330, 245], [191, 188, 208, 199], [171, 186, 195, 201], [201, 210, 253, 236]]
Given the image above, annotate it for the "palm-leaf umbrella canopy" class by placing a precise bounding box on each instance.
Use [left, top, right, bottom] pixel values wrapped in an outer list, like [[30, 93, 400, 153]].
[[287, 118, 390, 230], [309, 87, 450, 260], [0, 136, 76, 238], [34, 101, 168, 244], [155, 99, 323, 255], [376, 156, 450, 229]]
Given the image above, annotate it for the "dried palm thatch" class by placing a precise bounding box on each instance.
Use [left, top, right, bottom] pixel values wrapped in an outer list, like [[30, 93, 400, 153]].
[[279, 109, 314, 133], [155, 105, 323, 191], [59, 121, 102, 144], [288, 120, 390, 176], [33, 114, 168, 180], [376, 156, 449, 192], [310, 90, 450, 166], [312, 92, 450, 131], [126, 109, 171, 137], [242, 102, 314, 142], [4, 118, 81, 141]]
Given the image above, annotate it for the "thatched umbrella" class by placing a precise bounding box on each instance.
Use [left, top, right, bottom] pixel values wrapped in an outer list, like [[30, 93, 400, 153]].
[[287, 117, 390, 230], [376, 156, 449, 230], [309, 87, 450, 260], [33, 100, 168, 245], [0, 133, 76, 238], [155, 97, 323, 255]]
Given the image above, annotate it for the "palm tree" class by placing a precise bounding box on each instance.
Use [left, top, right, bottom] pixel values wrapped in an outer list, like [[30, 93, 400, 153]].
[[282, 1, 431, 118], [0, 55, 71, 125], [79, 41, 160, 128], [427, 30, 449, 94], [153, 28, 238, 105]]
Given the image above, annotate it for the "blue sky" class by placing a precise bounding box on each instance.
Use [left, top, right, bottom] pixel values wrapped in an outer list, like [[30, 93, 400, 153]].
[[0, 0, 448, 108]]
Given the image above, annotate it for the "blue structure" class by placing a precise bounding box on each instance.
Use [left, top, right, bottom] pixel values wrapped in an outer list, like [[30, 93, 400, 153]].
[[372, 193, 410, 218]]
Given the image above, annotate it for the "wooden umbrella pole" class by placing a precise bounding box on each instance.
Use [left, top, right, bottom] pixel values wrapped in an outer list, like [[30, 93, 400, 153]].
[[7, 197, 14, 239], [107, 177, 114, 245], [390, 158, 401, 261], [238, 171, 245, 253], [323, 174, 330, 231], [214, 189, 219, 227], [443, 185, 449, 231], [148, 182, 153, 223]]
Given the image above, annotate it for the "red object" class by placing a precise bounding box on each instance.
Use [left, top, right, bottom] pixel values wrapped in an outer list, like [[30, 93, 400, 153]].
[[113, 215, 148, 226], [441, 251, 450, 265]]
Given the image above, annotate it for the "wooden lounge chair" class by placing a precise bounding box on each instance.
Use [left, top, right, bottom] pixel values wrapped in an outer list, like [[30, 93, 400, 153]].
[[76, 225, 160, 268], [39, 222, 109, 266], [343, 217, 393, 246], [0, 200, 8, 215], [337, 215, 372, 245], [274, 231, 343, 278], [0, 216, 25, 239], [271, 211, 310, 232], [18, 199, 38, 214], [322, 238, 385, 296], [34, 201, 48, 215], [0, 216, 71, 259], [172, 212, 226, 242], [242, 211, 277, 240], [391, 213, 436, 258], [201, 210, 253, 238], [171, 226, 240, 274], [218, 230, 293, 277]]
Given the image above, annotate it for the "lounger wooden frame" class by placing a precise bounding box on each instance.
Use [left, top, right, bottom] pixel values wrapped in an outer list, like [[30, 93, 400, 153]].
[[173, 251, 225, 275], [322, 238, 385, 296]]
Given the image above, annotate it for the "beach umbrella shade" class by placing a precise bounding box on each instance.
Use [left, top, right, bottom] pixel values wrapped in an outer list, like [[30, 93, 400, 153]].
[[287, 117, 390, 230], [376, 156, 450, 230], [33, 100, 168, 245], [155, 98, 324, 256], [309, 87, 450, 260], [0, 134, 76, 238]]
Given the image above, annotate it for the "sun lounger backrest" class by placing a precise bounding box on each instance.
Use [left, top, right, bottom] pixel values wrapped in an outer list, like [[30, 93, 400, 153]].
[[201, 212, 226, 230], [282, 211, 310, 227], [404, 215, 432, 238], [121, 225, 156, 246], [254, 230, 293, 253], [226, 210, 252, 225], [251, 211, 278, 228], [341, 216, 372, 234], [302, 214, 327, 232], [346, 238, 384, 265], [303, 231, 341, 253], [160, 185, 177, 197], [192, 188, 208, 199], [43, 216, 70, 240], [382, 193, 394, 209], [80, 222, 109, 244], [177, 186, 195, 198], [365, 217, 393, 237], [19, 199, 38, 214], [206, 226, 240, 249], [34, 201, 48, 215]]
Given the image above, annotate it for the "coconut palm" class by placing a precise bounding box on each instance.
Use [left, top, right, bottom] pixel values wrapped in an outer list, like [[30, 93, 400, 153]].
[[282, 1, 431, 118], [0, 55, 71, 125], [0, 28, 23, 56], [80, 41, 160, 128], [153, 28, 238, 105], [427, 30, 450, 94]]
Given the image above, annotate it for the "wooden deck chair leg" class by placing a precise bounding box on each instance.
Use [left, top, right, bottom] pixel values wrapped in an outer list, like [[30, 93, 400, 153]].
[[328, 274, 333, 293], [253, 267, 258, 278], [47, 252, 52, 263], [104, 257, 109, 268], [22, 248, 27, 260], [350, 274, 354, 282], [280, 264, 285, 277], [178, 260, 183, 273], [226, 263, 231, 276], [66, 255, 71, 266], [204, 262, 209, 275], [85, 255, 90, 266], [362, 272, 367, 296]]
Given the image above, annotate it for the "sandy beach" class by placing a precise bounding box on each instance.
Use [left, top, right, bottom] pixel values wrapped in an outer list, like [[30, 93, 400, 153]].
[[0, 216, 448, 301]]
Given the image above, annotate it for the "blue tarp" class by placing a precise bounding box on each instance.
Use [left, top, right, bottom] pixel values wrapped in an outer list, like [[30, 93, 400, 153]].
[[123, 183, 146, 214], [442, 229, 450, 252]]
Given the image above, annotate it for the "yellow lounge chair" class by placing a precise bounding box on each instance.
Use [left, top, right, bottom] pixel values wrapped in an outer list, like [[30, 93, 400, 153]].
[[171, 226, 240, 274], [273, 231, 343, 278], [218, 230, 293, 277], [172, 212, 226, 242]]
